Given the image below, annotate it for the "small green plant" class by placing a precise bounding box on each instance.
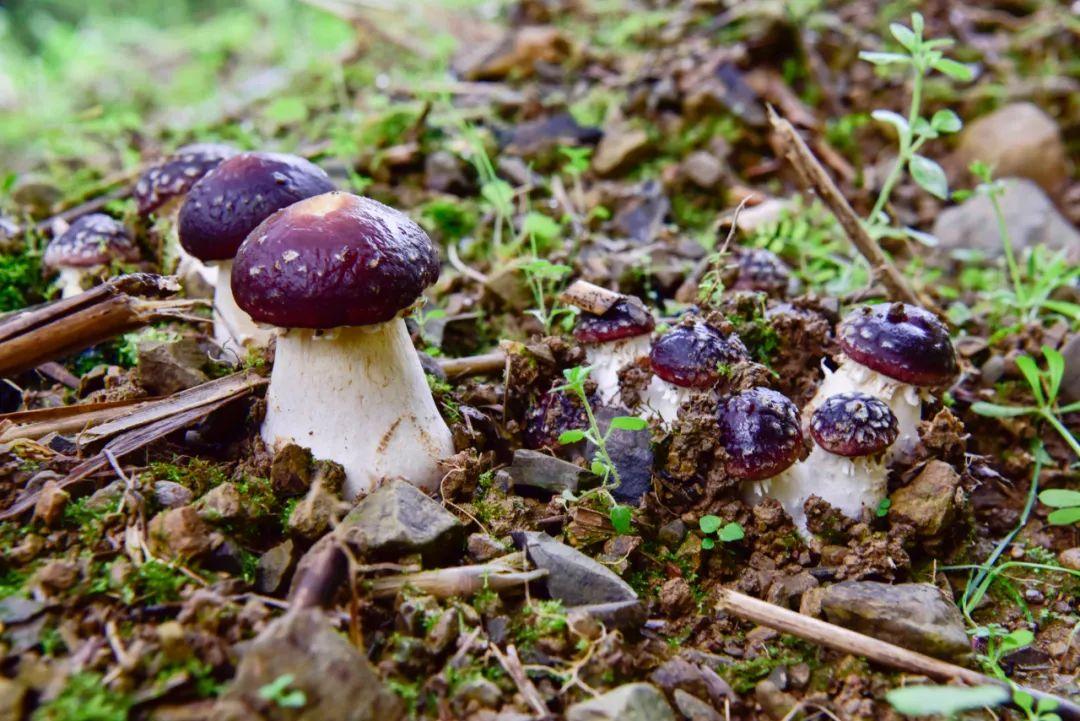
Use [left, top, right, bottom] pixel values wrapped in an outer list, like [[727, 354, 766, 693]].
[[555, 366, 648, 533], [1038, 489, 1080, 526], [411, 299, 447, 354], [875, 498, 892, 517], [885, 683, 1008, 717], [971, 346, 1080, 459], [860, 12, 972, 241], [1013, 689, 1062, 721], [257, 673, 307, 709], [32, 672, 132, 721], [698, 516, 744, 549], [559, 146, 592, 179]]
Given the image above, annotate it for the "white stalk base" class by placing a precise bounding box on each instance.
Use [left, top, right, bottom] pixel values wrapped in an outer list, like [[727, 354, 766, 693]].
[[806, 359, 923, 465], [637, 375, 694, 427], [212, 259, 272, 355], [585, 335, 652, 406], [745, 448, 888, 539], [56, 267, 89, 299], [261, 319, 455, 499]]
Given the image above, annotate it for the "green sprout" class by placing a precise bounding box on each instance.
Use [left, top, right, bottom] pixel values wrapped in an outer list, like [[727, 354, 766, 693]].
[[697, 515, 744, 549], [257, 673, 307, 709]]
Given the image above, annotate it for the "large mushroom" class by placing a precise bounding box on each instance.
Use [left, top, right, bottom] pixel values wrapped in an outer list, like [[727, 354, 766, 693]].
[[178, 152, 335, 351], [806, 303, 956, 464], [572, 295, 655, 405], [640, 320, 749, 425], [43, 214, 140, 298], [717, 386, 804, 503], [231, 191, 455, 499], [757, 391, 898, 536]]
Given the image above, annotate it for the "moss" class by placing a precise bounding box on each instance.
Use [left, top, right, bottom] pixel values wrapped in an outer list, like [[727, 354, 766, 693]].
[[0, 242, 48, 313], [720, 637, 820, 694], [146, 458, 229, 497], [514, 599, 568, 648], [32, 672, 132, 721]]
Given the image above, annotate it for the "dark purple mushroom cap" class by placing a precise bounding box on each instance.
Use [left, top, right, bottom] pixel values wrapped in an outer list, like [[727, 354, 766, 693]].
[[134, 143, 238, 215], [716, 387, 803, 481], [810, 392, 898, 457], [649, 321, 749, 388], [44, 214, 139, 269], [838, 303, 957, 386], [573, 296, 655, 344], [732, 248, 792, 296], [178, 152, 334, 262], [232, 192, 440, 329]]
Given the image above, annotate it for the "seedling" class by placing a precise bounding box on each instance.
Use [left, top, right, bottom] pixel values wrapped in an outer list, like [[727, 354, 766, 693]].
[[555, 366, 648, 533], [860, 12, 972, 242], [1013, 689, 1062, 721], [971, 345, 1080, 459], [258, 673, 307, 709], [698, 516, 744, 549]]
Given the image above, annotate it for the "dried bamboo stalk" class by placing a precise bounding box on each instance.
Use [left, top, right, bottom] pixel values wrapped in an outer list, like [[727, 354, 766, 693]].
[[439, 351, 507, 379], [0, 397, 159, 443], [368, 552, 546, 598], [559, 279, 623, 315]]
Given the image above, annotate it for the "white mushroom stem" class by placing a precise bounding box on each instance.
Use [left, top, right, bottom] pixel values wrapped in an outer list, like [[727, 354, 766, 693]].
[[584, 335, 652, 405], [55, 267, 89, 299], [212, 259, 272, 354], [261, 318, 455, 500], [806, 358, 923, 464], [745, 448, 888, 539], [637, 375, 694, 427], [177, 245, 218, 290]]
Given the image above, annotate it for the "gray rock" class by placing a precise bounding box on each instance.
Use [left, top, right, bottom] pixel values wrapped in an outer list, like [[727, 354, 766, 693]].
[[954, 103, 1067, 193], [507, 449, 590, 494], [0, 596, 45, 624], [567, 683, 676, 721], [889, 461, 961, 538], [682, 151, 725, 189], [197, 482, 243, 522], [593, 125, 651, 177], [612, 180, 669, 244], [255, 539, 297, 595], [86, 480, 125, 512], [218, 609, 403, 721], [1060, 334, 1080, 404], [467, 533, 509, 562], [512, 531, 637, 606], [153, 481, 194, 509], [340, 479, 463, 562], [819, 581, 970, 661], [503, 113, 601, 158], [135, 338, 208, 396], [673, 690, 723, 721], [452, 676, 502, 707], [932, 178, 1080, 258], [593, 405, 654, 506]]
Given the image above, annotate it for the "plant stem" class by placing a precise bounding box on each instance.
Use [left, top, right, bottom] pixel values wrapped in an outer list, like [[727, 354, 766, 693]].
[[988, 187, 1027, 308], [868, 67, 924, 224], [568, 381, 623, 490], [1043, 411, 1080, 458]]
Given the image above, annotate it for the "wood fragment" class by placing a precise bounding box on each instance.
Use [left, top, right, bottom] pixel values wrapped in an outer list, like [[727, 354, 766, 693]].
[[0, 397, 159, 443], [490, 642, 550, 717], [35, 361, 80, 388], [439, 351, 507, 379], [559, 279, 622, 315], [289, 534, 348, 610], [718, 588, 1080, 721], [368, 552, 547, 598], [767, 108, 932, 312]]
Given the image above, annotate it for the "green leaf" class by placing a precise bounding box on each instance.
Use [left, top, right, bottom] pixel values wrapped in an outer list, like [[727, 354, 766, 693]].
[[558, 429, 586, 444], [610, 416, 648, 431], [930, 109, 962, 133], [885, 684, 1008, 716], [698, 515, 723, 534], [1014, 355, 1046, 406], [609, 505, 632, 534], [1047, 507, 1080, 526], [590, 460, 608, 477], [911, 117, 937, 139], [909, 12, 924, 36], [970, 402, 1033, 418], [1043, 346, 1064, 402], [859, 51, 911, 66], [481, 179, 514, 211], [932, 57, 974, 81], [701, 537, 715, 550], [876, 498, 892, 517], [1040, 299, 1080, 321], [909, 154, 949, 199], [718, 522, 745, 542], [889, 22, 918, 51], [1037, 489, 1080, 508], [1001, 629, 1034, 654], [522, 212, 562, 244], [870, 109, 909, 136]]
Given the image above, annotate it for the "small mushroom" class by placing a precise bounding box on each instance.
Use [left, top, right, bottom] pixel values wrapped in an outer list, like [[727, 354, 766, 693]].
[[134, 143, 238, 216], [231, 191, 454, 499], [640, 320, 749, 425], [43, 214, 139, 298], [806, 303, 956, 464], [572, 295, 655, 405], [758, 392, 898, 535], [730, 247, 796, 297], [178, 152, 335, 352]]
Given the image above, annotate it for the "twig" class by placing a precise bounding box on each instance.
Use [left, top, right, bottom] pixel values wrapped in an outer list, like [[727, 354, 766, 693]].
[[559, 280, 623, 315], [490, 642, 549, 717], [447, 243, 490, 284], [717, 588, 1080, 721], [368, 553, 546, 598], [767, 107, 929, 311], [439, 351, 507, 379]]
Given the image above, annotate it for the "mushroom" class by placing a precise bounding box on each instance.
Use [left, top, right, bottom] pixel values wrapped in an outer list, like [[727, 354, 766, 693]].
[[178, 151, 335, 351], [730, 247, 796, 297], [572, 295, 655, 405], [43, 214, 140, 298], [716, 385, 804, 495], [806, 302, 956, 464], [231, 191, 454, 499], [640, 320, 749, 425], [133, 143, 237, 288], [753, 392, 898, 536]]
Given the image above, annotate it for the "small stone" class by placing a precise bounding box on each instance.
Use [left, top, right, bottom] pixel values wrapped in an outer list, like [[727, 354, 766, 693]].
[[6, 534, 43, 565], [32, 560, 79, 593], [156, 620, 190, 661], [340, 479, 464, 562], [0, 597, 45, 624], [593, 406, 654, 505], [32, 481, 68, 528], [453, 677, 502, 708], [954, 103, 1067, 193], [659, 577, 694, 616], [454, 26, 570, 81], [889, 461, 961, 538], [197, 482, 243, 523], [153, 481, 194, 509], [819, 581, 970, 661], [217, 609, 403, 721], [288, 462, 347, 540], [1059, 548, 1080, 571], [148, 506, 217, 560], [507, 449, 590, 494], [425, 608, 459, 655], [754, 679, 798, 721], [565, 600, 646, 631], [503, 113, 601, 159], [673, 690, 722, 721], [0, 677, 27, 721], [270, 443, 313, 496], [566, 683, 676, 721], [512, 531, 637, 606], [467, 533, 509, 562], [592, 125, 651, 177], [255, 539, 297, 595], [135, 338, 208, 395], [424, 150, 471, 195], [682, 151, 724, 189]]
